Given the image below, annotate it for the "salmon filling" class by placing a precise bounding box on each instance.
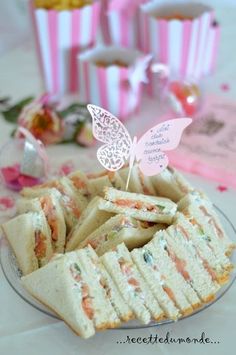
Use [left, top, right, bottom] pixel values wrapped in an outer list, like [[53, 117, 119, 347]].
[[177, 225, 217, 281], [70, 263, 94, 320], [70, 176, 90, 197], [40, 196, 58, 242], [115, 199, 164, 213], [166, 246, 191, 281], [199, 205, 224, 239], [34, 230, 47, 259], [118, 258, 142, 294], [138, 170, 153, 195]]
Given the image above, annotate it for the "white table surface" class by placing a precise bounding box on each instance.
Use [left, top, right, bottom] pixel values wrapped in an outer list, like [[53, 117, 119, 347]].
[[0, 2, 236, 355]]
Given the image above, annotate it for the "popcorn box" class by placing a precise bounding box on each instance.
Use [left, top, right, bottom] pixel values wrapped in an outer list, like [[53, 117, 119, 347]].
[[77, 46, 151, 120], [29, 0, 101, 96], [103, 0, 143, 48], [140, 1, 219, 90]]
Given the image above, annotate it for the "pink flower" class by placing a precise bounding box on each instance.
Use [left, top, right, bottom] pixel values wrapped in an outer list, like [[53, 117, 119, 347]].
[[17, 96, 63, 145]]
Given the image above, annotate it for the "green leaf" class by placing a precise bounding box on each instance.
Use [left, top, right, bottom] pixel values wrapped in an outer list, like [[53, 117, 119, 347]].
[[1, 96, 34, 123], [58, 103, 88, 119]]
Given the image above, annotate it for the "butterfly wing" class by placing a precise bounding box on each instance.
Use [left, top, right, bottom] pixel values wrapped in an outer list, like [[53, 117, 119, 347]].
[[87, 105, 132, 171], [135, 118, 192, 176]]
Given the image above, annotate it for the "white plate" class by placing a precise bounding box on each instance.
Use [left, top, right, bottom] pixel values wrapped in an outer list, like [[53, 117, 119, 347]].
[[0, 205, 235, 329]]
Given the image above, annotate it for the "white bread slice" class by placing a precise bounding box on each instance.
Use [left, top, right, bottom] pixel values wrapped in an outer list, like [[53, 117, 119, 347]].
[[77, 214, 138, 250], [84, 246, 133, 322], [96, 223, 163, 256], [66, 197, 113, 252], [101, 243, 164, 323], [68, 169, 91, 199], [149, 235, 201, 309], [165, 226, 220, 302], [21, 255, 95, 338], [89, 176, 112, 197], [2, 211, 53, 274], [182, 204, 232, 270], [77, 247, 120, 329], [151, 166, 193, 202], [99, 187, 177, 223], [174, 212, 231, 284], [131, 247, 182, 319], [178, 192, 235, 254], [17, 189, 66, 253], [2, 213, 38, 275]]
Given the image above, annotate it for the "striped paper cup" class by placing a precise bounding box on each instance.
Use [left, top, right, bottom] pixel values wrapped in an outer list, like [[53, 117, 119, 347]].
[[202, 21, 220, 76], [29, 0, 101, 96], [102, 0, 144, 48], [140, 1, 218, 95], [77, 46, 148, 121]]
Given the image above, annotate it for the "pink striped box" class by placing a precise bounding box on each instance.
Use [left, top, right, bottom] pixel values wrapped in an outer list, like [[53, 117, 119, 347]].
[[77, 46, 150, 121], [140, 1, 219, 95], [29, 0, 101, 96], [103, 0, 144, 48]]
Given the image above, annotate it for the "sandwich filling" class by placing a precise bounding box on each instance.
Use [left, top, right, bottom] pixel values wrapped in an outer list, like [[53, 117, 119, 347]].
[[70, 175, 90, 198], [40, 195, 58, 243], [199, 205, 224, 240], [114, 199, 165, 214], [118, 257, 144, 299], [70, 262, 94, 320], [34, 230, 47, 266], [142, 250, 176, 304], [138, 170, 153, 195], [175, 225, 217, 281], [84, 217, 136, 250]]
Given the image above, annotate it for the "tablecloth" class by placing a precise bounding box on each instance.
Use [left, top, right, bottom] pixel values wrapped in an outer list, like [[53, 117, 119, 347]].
[[0, 1, 236, 354]]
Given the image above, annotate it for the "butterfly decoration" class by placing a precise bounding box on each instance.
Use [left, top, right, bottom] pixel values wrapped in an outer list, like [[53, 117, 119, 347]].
[[87, 105, 192, 189]]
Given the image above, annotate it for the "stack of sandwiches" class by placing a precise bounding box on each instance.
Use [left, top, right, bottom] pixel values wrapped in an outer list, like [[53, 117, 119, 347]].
[[1, 165, 235, 339]]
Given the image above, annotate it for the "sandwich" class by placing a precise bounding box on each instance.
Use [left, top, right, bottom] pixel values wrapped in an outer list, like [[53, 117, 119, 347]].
[[66, 197, 113, 252], [178, 191, 236, 255], [16, 189, 66, 253], [68, 169, 91, 199], [21, 252, 96, 338], [119, 165, 156, 195], [2, 211, 53, 275], [74, 248, 121, 329], [22, 249, 121, 334], [173, 212, 232, 284], [159, 227, 220, 302], [99, 187, 177, 223], [131, 239, 202, 318], [88, 175, 112, 197], [101, 243, 164, 324], [151, 166, 193, 202], [76, 214, 164, 255], [88, 171, 125, 197], [180, 204, 233, 270], [82, 245, 133, 322], [22, 177, 88, 231]]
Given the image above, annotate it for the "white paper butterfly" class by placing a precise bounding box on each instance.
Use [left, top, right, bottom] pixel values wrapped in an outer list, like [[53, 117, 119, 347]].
[[87, 105, 192, 185]]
